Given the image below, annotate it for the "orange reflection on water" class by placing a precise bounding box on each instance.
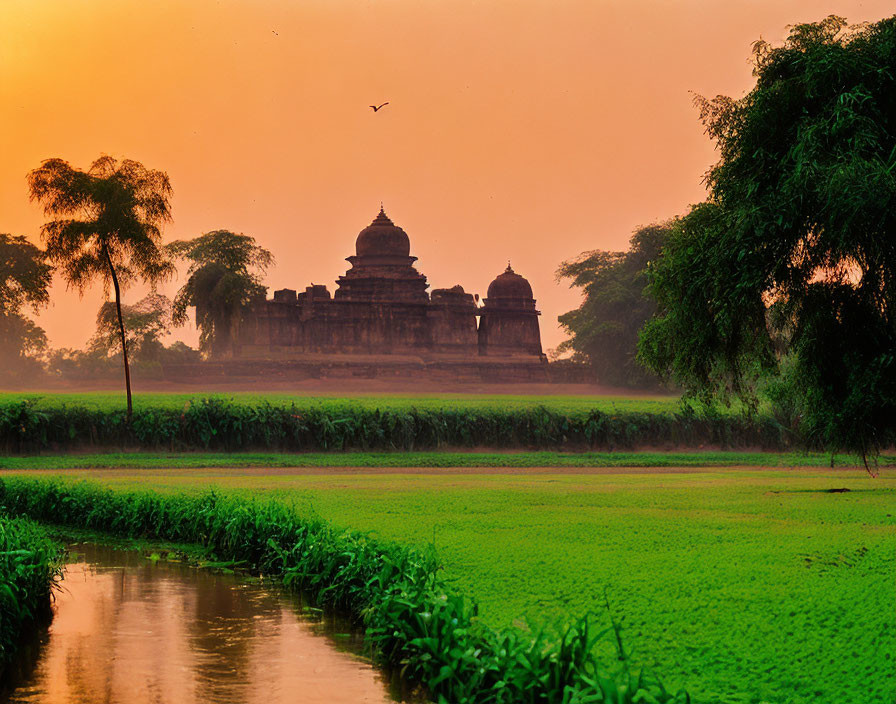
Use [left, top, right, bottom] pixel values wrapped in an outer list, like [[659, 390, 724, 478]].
[[7, 545, 399, 704]]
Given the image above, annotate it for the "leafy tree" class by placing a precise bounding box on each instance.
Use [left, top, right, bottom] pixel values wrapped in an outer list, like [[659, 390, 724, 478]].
[[0, 234, 52, 371], [169, 230, 273, 359], [89, 293, 172, 363], [46, 347, 117, 381], [557, 223, 670, 387], [0, 315, 48, 367], [27, 156, 174, 419], [638, 16, 896, 470]]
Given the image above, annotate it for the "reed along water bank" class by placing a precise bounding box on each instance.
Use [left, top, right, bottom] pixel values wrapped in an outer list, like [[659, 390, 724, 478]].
[[0, 477, 689, 704], [3, 542, 405, 704]]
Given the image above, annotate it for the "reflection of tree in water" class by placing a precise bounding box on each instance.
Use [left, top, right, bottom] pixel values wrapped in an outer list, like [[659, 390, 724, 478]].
[[6, 544, 394, 704], [53, 549, 202, 704], [186, 569, 284, 698]]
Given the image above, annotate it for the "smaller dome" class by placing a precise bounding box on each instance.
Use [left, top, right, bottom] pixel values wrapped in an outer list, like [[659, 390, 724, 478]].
[[355, 207, 411, 258], [486, 263, 533, 300]]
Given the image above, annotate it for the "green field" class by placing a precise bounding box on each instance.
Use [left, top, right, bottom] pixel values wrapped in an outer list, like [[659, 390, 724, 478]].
[[1, 450, 891, 470], [7, 466, 893, 704]]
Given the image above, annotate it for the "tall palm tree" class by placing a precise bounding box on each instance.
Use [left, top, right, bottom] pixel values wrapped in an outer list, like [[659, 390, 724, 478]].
[[27, 156, 174, 420], [169, 230, 273, 359]]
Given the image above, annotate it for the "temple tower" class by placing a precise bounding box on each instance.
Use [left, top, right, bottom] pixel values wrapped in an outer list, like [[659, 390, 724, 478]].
[[477, 264, 543, 357], [334, 208, 429, 302]]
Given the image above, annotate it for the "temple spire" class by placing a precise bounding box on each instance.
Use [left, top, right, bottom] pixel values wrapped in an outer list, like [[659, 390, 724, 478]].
[[371, 204, 393, 226]]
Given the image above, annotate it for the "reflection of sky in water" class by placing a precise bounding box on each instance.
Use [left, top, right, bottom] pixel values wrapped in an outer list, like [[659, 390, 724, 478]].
[[7, 545, 398, 704]]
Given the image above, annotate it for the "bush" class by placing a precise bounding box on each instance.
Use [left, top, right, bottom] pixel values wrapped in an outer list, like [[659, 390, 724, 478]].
[[0, 516, 61, 673], [0, 398, 791, 454]]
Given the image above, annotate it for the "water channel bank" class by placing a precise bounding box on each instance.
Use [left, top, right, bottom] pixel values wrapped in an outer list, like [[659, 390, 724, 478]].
[[2, 543, 406, 704]]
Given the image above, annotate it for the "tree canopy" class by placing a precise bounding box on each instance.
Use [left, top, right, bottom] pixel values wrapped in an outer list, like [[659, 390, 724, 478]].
[[169, 230, 273, 358], [639, 15, 896, 464], [27, 155, 174, 417], [0, 234, 53, 369], [557, 223, 670, 387], [90, 293, 173, 363], [0, 234, 52, 315]]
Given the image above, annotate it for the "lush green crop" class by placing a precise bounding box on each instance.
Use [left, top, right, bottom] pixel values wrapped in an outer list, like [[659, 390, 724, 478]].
[[9, 467, 891, 704], [2, 450, 891, 471], [0, 516, 62, 675], [0, 396, 790, 454], [0, 391, 685, 415], [0, 478, 687, 704]]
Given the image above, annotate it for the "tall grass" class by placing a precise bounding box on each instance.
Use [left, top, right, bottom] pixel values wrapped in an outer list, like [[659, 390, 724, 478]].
[[0, 477, 689, 703], [0, 516, 61, 675], [0, 397, 790, 454]]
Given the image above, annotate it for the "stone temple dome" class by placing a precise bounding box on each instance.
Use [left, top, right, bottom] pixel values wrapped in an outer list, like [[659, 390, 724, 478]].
[[355, 207, 411, 258], [486, 263, 534, 302]]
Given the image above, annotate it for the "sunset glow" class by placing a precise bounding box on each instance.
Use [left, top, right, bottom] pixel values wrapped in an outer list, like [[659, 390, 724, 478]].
[[1, 0, 892, 351]]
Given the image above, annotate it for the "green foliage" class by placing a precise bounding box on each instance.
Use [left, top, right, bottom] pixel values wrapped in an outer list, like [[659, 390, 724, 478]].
[[0, 478, 688, 704], [89, 292, 173, 362], [638, 203, 771, 408], [0, 234, 52, 315], [2, 450, 885, 471], [4, 470, 893, 703], [0, 396, 789, 453], [0, 233, 53, 374], [639, 16, 896, 463], [0, 516, 62, 671], [45, 342, 200, 383], [558, 223, 671, 388], [0, 315, 47, 371], [27, 155, 176, 418], [0, 391, 686, 414], [45, 467, 891, 704], [168, 230, 274, 359], [27, 156, 174, 294]]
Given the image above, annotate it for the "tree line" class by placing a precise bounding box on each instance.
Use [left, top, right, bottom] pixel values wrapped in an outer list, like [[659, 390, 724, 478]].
[[557, 15, 895, 468], [2, 158, 273, 419]]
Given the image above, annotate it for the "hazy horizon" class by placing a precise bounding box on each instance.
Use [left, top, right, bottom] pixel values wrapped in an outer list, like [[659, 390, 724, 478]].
[[2, 0, 893, 354]]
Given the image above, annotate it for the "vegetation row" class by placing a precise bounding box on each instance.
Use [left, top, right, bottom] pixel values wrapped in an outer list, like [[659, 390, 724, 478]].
[[0, 398, 793, 454], [4, 450, 887, 471], [0, 477, 689, 704], [0, 516, 61, 678]]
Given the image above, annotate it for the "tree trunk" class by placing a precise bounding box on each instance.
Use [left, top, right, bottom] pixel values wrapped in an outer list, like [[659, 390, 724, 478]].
[[102, 244, 133, 422]]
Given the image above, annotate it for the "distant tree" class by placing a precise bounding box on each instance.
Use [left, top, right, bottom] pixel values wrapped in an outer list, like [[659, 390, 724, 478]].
[[0, 314, 48, 367], [168, 230, 273, 359], [156, 340, 201, 366], [638, 16, 896, 470], [0, 234, 53, 371], [89, 293, 173, 363], [27, 156, 174, 419], [557, 223, 671, 387], [46, 347, 117, 381]]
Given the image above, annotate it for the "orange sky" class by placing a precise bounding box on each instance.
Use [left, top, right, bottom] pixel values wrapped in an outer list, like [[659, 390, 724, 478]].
[[2, 0, 893, 353]]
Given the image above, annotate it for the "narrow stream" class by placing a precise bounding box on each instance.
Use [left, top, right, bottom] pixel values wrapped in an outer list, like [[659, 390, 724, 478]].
[[3, 543, 409, 704]]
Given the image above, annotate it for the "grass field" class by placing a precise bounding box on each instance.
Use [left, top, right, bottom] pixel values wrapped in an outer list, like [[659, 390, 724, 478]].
[[0, 391, 686, 415], [1, 450, 891, 470], [5, 467, 893, 704]]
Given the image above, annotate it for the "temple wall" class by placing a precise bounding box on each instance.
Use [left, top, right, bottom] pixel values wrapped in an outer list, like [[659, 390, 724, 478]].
[[239, 300, 543, 359], [478, 311, 543, 357], [231, 210, 543, 363]]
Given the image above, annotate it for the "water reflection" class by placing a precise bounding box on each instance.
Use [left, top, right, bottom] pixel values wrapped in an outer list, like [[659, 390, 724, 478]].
[[5, 544, 401, 704]]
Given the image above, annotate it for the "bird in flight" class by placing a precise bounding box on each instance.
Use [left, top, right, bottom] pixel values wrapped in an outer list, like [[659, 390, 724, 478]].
[[369, 102, 389, 112]]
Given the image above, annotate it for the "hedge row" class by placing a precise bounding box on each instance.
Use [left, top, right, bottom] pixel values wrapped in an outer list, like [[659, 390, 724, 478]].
[[0, 516, 61, 678], [0, 398, 791, 453], [0, 477, 690, 704]]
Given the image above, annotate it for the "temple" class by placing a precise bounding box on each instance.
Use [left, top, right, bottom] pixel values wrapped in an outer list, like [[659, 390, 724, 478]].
[[229, 208, 547, 380]]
